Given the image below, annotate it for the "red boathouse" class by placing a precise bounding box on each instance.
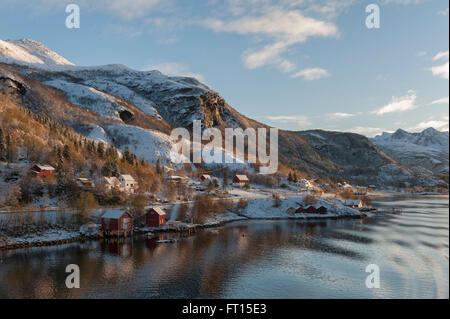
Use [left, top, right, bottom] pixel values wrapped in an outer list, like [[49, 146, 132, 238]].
[[101, 211, 133, 237], [146, 207, 166, 227]]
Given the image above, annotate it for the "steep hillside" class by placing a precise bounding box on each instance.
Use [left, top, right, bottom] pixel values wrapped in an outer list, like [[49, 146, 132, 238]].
[[1, 39, 445, 187]]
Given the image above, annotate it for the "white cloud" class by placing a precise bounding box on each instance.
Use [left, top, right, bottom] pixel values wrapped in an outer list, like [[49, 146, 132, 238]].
[[142, 62, 205, 82], [438, 8, 449, 16], [291, 67, 330, 80], [430, 97, 449, 105], [410, 115, 449, 132], [263, 115, 311, 127], [326, 112, 355, 119], [202, 4, 338, 76], [432, 51, 449, 61], [372, 90, 417, 115], [430, 50, 449, 80]]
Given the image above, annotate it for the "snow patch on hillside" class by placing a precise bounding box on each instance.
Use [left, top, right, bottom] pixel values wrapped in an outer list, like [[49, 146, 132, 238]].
[[0, 39, 74, 69]]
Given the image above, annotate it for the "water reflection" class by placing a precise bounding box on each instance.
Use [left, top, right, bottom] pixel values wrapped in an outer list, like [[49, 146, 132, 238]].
[[0, 196, 448, 299]]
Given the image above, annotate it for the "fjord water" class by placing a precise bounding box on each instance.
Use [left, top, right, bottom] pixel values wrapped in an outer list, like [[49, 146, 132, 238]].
[[0, 196, 448, 299]]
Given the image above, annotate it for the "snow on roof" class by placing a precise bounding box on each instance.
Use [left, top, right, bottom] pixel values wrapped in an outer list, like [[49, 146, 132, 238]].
[[234, 175, 249, 181], [120, 174, 135, 182], [102, 210, 129, 219], [148, 207, 166, 216], [34, 164, 55, 171], [201, 174, 212, 179], [104, 176, 119, 184]]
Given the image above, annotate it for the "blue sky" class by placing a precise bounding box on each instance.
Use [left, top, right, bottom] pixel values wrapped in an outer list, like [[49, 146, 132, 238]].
[[0, 0, 448, 136]]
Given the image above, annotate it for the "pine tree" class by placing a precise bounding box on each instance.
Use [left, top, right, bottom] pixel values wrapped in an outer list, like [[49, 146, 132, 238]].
[[288, 172, 293, 183], [156, 158, 162, 176], [124, 146, 134, 165], [63, 144, 72, 161], [223, 170, 229, 190], [97, 142, 105, 158]]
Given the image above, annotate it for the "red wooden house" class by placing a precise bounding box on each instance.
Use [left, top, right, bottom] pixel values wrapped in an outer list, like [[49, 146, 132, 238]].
[[305, 206, 317, 214], [146, 207, 166, 227], [101, 211, 133, 237], [232, 175, 249, 187], [317, 206, 328, 214], [31, 164, 55, 179], [295, 207, 305, 214], [199, 174, 211, 182]]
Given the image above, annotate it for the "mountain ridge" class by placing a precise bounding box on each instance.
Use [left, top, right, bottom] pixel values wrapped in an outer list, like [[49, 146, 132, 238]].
[[0, 39, 447, 188]]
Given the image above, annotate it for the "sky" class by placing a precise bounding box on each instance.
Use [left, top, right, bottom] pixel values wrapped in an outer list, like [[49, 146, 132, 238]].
[[0, 0, 448, 137]]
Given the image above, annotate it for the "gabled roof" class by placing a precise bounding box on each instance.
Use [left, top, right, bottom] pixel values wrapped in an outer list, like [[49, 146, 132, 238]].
[[148, 207, 166, 216], [120, 174, 135, 182], [104, 176, 120, 185], [102, 210, 130, 219], [33, 164, 55, 171], [234, 175, 249, 181]]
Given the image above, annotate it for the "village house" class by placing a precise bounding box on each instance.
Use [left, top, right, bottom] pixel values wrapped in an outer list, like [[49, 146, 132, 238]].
[[317, 206, 328, 214], [345, 199, 363, 209], [102, 176, 120, 191], [232, 175, 249, 188], [146, 207, 166, 227], [119, 174, 137, 194], [77, 177, 94, 188], [30, 164, 55, 179], [101, 210, 133, 237], [305, 206, 317, 214]]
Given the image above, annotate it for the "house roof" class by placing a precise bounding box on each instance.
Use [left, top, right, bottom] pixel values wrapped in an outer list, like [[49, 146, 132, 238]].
[[34, 164, 55, 171], [102, 210, 129, 219], [104, 176, 119, 185], [234, 175, 249, 181], [201, 174, 212, 179], [148, 207, 166, 216], [120, 174, 135, 182]]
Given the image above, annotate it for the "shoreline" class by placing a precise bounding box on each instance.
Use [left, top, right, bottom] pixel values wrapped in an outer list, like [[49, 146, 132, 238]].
[[2, 191, 446, 251], [0, 210, 361, 251]]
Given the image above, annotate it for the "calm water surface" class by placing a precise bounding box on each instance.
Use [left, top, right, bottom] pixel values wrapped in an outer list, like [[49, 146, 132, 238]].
[[0, 196, 448, 298]]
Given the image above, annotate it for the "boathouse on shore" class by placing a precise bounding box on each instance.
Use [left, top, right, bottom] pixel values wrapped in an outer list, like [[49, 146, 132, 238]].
[[101, 211, 133, 237]]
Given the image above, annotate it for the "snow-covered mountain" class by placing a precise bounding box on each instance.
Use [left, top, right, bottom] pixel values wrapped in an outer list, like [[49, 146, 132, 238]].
[[372, 128, 449, 174], [0, 39, 447, 187], [0, 39, 74, 69]]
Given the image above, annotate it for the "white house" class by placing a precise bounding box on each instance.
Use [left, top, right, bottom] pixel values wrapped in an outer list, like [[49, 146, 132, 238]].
[[119, 174, 137, 193]]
